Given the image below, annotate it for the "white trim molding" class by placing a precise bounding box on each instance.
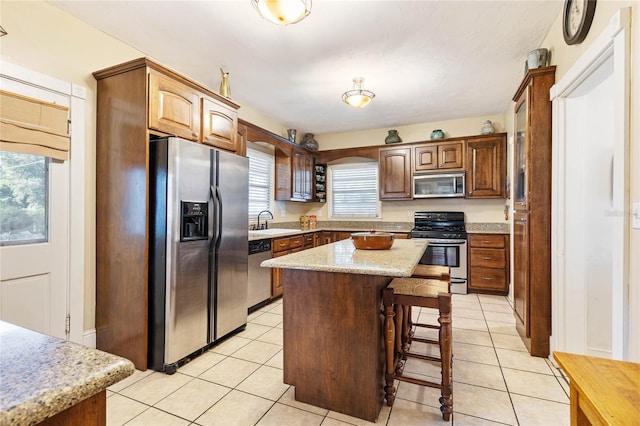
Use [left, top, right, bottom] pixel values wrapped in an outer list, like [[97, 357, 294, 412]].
[[550, 8, 631, 360]]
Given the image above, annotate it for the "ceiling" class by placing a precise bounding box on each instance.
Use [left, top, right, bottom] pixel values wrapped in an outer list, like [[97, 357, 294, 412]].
[[50, 0, 562, 135]]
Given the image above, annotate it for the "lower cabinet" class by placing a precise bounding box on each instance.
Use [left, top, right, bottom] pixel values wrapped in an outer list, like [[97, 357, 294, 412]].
[[468, 233, 509, 295], [271, 234, 304, 298]]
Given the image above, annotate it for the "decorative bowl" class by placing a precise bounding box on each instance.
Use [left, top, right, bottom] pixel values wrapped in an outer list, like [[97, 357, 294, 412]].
[[351, 231, 395, 250]]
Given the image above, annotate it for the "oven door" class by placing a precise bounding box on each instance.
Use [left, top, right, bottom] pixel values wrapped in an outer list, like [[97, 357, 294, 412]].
[[419, 238, 468, 294]]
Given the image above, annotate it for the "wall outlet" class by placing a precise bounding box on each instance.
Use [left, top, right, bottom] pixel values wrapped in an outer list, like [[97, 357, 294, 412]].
[[407, 209, 413, 217], [633, 202, 640, 229]]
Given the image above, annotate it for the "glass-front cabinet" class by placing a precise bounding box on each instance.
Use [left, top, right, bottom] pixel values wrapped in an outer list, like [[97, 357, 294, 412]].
[[514, 93, 528, 210]]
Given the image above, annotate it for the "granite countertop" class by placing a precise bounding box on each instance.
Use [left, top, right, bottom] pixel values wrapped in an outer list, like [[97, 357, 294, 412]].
[[261, 238, 428, 277], [465, 222, 510, 234], [0, 321, 135, 426]]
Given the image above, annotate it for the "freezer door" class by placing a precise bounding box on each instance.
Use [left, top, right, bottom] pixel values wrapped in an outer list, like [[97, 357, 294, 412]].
[[164, 137, 211, 365], [211, 150, 249, 341]]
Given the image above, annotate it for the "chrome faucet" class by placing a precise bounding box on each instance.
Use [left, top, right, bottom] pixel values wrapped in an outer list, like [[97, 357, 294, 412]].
[[257, 210, 274, 230]]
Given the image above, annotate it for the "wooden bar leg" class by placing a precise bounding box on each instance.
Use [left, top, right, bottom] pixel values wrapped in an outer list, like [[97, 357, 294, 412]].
[[382, 288, 396, 406], [438, 293, 453, 421], [401, 305, 411, 353]]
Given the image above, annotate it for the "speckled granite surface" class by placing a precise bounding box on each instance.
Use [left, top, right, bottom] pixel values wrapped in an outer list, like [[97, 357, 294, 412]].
[[466, 222, 510, 234], [0, 321, 134, 426], [261, 238, 428, 277], [248, 223, 414, 241]]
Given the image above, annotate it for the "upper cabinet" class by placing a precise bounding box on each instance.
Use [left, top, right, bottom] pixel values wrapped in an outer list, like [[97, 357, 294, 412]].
[[414, 141, 464, 172], [379, 146, 412, 200], [466, 134, 506, 198], [148, 70, 201, 141], [145, 63, 240, 154], [201, 97, 238, 152]]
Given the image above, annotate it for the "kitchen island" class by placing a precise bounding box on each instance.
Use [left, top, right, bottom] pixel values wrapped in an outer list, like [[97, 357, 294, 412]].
[[0, 321, 134, 426], [261, 238, 428, 422]]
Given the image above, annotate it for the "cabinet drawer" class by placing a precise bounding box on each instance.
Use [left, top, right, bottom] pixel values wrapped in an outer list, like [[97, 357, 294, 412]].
[[469, 267, 507, 291], [470, 248, 505, 268], [468, 234, 506, 248], [303, 234, 315, 248], [289, 236, 304, 249], [272, 237, 291, 253]]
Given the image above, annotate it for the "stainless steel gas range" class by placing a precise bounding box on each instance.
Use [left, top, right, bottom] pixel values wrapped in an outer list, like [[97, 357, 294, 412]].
[[410, 211, 468, 294]]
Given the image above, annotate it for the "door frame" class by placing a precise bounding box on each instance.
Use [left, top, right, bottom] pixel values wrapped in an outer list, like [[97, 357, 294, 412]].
[[0, 60, 86, 344], [550, 8, 631, 360]]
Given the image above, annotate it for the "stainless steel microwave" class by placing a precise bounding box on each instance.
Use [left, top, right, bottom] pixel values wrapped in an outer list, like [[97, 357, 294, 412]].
[[413, 172, 465, 198]]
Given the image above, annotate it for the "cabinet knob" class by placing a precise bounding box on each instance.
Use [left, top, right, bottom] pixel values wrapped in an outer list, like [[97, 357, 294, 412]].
[[483, 277, 494, 281], [482, 256, 492, 260]]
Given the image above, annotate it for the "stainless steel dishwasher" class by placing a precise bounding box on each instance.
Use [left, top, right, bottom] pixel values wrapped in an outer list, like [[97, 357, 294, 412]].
[[248, 239, 272, 311]]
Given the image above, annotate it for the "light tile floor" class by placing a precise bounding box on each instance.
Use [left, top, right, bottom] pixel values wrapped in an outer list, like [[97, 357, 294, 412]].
[[106, 293, 570, 425]]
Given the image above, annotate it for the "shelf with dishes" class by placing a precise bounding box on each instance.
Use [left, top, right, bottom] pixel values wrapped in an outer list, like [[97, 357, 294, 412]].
[[314, 163, 326, 202]]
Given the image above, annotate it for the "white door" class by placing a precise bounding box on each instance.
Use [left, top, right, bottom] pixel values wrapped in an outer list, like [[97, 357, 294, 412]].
[[0, 78, 70, 340]]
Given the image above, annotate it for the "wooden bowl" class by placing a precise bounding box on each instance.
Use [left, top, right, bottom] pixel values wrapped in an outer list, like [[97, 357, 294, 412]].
[[351, 231, 395, 250]]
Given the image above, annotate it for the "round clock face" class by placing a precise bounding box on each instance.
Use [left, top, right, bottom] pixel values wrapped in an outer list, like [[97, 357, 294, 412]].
[[563, 0, 597, 45]]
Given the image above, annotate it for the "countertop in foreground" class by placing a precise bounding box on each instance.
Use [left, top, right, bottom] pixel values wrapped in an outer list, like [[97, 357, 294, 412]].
[[261, 238, 428, 277], [0, 321, 134, 426]]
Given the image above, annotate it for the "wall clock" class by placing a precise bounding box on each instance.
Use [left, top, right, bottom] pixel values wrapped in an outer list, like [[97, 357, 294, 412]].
[[563, 0, 597, 45]]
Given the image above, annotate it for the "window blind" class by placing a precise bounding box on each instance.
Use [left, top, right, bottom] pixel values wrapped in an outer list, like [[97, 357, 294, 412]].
[[0, 90, 70, 161], [247, 146, 274, 223], [329, 163, 379, 218]]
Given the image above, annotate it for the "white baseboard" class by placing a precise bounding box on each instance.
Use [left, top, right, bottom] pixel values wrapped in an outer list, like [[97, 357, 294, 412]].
[[83, 328, 96, 348]]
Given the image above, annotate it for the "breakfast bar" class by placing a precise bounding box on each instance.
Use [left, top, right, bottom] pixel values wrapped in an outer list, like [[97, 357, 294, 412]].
[[262, 238, 428, 422]]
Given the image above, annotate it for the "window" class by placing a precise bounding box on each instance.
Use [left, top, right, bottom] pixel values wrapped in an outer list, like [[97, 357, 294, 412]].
[[328, 162, 380, 219], [0, 151, 49, 245], [246, 145, 274, 224]]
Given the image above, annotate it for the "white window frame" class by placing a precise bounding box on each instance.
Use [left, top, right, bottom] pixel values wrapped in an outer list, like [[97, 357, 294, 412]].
[[328, 161, 381, 220], [246, 145, 274, 226]]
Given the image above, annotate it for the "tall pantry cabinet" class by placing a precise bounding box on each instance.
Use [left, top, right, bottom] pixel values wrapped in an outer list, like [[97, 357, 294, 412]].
[[93, 58, 240, 370], [512, 66, 555, 357]]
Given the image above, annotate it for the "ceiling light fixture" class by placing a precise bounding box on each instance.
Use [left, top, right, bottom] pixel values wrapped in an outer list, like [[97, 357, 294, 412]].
[[252, 0, 312, 26], [341, 77, 375, 108]]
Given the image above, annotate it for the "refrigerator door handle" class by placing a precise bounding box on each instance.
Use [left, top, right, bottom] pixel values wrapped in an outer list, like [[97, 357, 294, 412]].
[[215, 185, 223, 252], [210, 185, 219, 250]]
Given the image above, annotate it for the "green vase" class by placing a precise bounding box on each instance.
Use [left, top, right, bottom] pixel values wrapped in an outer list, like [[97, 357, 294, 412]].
[[385, 129, 402, 144]]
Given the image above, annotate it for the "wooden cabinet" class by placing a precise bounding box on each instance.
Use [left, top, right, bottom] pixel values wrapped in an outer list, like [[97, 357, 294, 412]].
[[317, 231, 333, 246], [468, 234, 509, 295], [201, 97, 238, 152], [148, 70, 201, 141], [147, 68, 240, 153], [511, 66, 555, 357], [379, 147, 412, 200], [414, 141, 463, 172], [292, 151, 314, 201], [271, 234, 305, 298], [466, 134, 506, 198], [93, 58, 240, 370], [275, 146, 314, 202]]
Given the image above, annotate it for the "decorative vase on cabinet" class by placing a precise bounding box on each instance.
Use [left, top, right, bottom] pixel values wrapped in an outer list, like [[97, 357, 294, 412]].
[[430, 129, 445, 140], [385, 129, 402, 144]]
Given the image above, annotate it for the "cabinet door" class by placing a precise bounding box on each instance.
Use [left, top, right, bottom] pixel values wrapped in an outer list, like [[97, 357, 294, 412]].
[[514, 94, 529, 210], [466, 136, 505, 198], [333, 231, 352, 242], [201, 97, 238, 152], [271, 250, 289, 298], [291, 152, 313, 201], [513, 212, 530, 335], [414, 145, 438, 171], [148, 71, 200, 141], [379, 147, 412, 200], [438, 142, 464, 169]]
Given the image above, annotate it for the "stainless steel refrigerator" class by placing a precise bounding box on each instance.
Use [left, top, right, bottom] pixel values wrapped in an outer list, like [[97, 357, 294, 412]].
[[148, 136, 248, 374]]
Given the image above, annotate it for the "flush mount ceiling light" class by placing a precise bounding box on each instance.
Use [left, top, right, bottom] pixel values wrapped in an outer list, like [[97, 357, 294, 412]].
[[252, 0, 312, 25], [341, 77, 375, 108]]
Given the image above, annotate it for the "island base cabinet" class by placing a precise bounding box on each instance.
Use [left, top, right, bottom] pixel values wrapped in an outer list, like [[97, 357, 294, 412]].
[[39, 390, 106, 426], [282, 269, 388, 422]]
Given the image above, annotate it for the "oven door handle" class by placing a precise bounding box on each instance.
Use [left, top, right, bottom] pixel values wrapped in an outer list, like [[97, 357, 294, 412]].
[[426, 239, 467, 245], [451, 278, 467, 284]]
